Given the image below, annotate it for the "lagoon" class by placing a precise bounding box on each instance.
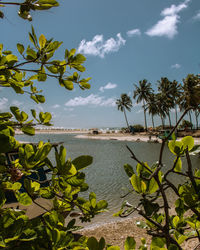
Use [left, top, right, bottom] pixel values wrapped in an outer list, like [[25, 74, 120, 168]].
[[16, 133, 200, 226]]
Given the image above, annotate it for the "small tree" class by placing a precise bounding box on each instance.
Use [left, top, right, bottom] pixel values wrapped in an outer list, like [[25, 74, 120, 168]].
[[116, 108, 200, 249], [0, 4, 108, 249], [116, 93, 132, 131]]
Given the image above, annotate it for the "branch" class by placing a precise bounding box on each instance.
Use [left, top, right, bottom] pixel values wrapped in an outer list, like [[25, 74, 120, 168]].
[[126, 145, 152, 173]]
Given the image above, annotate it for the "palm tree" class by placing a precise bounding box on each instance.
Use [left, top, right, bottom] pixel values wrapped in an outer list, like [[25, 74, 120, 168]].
[[155, 93, 167, 129], [157, 77, 174, 127], [171, 80, 182, 125], [146, 93, 158, 130], [133, 79, 152, 131], [179, 74, 200, 129], [116, 94, 132, 130]]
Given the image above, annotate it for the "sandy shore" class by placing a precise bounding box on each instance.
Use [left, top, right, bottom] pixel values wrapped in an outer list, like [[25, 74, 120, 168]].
[[75, 132, 200, 145], [78, 216, 198, 249]]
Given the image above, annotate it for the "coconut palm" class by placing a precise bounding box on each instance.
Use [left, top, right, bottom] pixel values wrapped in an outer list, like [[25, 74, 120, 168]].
[[157, 77, 174, 127], [155, 93, 167, 129], [171, 80, 182, 124], [133, 79, 152, 131], [146, 93, 158, 130], [116, 93, 132, 130], [179, 74, 200, 129]]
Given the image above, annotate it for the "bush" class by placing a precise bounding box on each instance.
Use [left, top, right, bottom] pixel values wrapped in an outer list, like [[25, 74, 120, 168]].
[[131, 124, 144, 132], [180, 119, 193, 129]]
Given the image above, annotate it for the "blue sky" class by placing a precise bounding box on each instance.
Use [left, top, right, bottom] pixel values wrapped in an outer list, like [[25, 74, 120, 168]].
[[1, 0, 200, 128]]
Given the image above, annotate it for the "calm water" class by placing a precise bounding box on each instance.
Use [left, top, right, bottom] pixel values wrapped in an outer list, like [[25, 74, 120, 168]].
[[16, 133, 200, 226]]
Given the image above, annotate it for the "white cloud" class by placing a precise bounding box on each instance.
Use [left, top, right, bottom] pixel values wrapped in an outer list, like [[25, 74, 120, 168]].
[[52, 104, 60, 109], [146, 0, 190, 39], [146, 15, 179, 39], [65, 94, 116, 107], [77, 33, 126, 58], [0, 97, 8, 111], [193, 10, 200, 21], [99, 82, 117, 92], [171, 63, 181, 69], [161, 2, 190, 16], [127, 29, 141, 37]]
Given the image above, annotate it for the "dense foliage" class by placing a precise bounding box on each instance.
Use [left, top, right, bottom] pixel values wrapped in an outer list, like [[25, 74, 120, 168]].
[[116, 118, 200, 249], [117, 75, 200, 130], [0, 5, 109, 249]]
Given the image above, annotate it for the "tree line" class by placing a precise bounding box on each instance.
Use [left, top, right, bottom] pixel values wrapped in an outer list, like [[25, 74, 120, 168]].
[[116, 74, 200, 131]]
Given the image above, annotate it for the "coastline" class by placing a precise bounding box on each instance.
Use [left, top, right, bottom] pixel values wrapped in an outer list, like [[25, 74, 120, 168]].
[[75, 132, 200, 145]]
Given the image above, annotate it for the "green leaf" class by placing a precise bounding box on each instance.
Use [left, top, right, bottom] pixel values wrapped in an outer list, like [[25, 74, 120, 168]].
[[16, 192, 32, 206], [40, 187, 55, 199], [72, 155, 93, 171], [124, 236, 136, 250], [124, 164, 134, 177], [87, 237, 99, 250], [99, 237, 106, 250], [89, 192, 96, 208], [26, 47, 37, 60], [6, 54, 18, 64], [38, 67, 47, 81], [173, 216, 179, 228], [19, 228, 37, 241], [96, 200, 108, 210], [168, 140, 183, 156], [17, 43, 24, 54], [174, 158, 182, 172], [148, 178, 159, 194], [63, 80, 74, 90], [69, 48, 76, 58], [131, 174, 142, 193], [0, 189, 6, 207], [168, 244, 179, 250], [36, 94, 45, 103], [181, 136, 194, 151], [22, 126, 35, 135], [39, 34, 46, 49], [21, 111, 28, 122], [151, 237, 165, 248], [107, 246, 120, 250], [31, 109, 37, 119]]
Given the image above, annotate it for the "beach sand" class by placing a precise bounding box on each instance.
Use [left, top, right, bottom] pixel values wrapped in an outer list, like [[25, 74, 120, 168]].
[[78, 216, 199, 249], [75, 132, 200, 145]]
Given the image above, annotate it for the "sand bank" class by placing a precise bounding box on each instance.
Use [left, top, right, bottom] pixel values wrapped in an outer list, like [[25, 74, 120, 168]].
[[75, 133, 200, 145]]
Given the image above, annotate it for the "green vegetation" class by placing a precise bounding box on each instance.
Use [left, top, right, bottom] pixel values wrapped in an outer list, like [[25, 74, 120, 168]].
[[1, 1, 200, 250], [117, 127, 200, 249], [117, 75, 200, 131], [133, 79, 152, 132], [116, 94, 132, 130], [130, 124, 144, 133], [0, 2, 108, 249]]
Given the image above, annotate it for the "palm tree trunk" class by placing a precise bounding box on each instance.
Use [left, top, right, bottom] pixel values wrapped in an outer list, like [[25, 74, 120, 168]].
[[188, 111, 193, 130], [143, 100, 147, 131], [123, 109, 129, 129], [168, 113, 172, 128], [161, 115, 164, 129], [175, 105, 178, 125], [195, 110, 199, 129], [151, 115, 155, 129]]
